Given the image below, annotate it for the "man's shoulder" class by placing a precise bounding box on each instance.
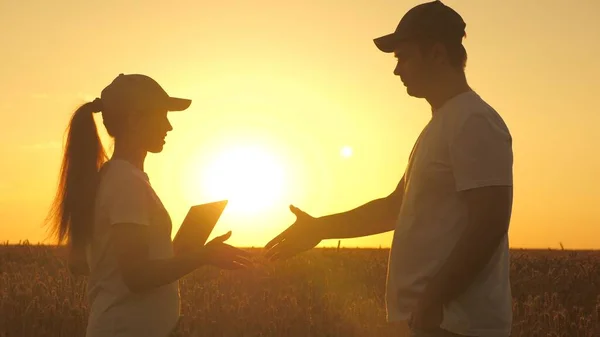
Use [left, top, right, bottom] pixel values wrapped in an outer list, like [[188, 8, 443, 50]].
[[445, 91, 496, 116], [445, 92, 510, 133]]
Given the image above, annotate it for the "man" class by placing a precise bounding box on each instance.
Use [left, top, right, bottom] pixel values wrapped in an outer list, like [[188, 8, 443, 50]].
[[264, 1, 514, 336]]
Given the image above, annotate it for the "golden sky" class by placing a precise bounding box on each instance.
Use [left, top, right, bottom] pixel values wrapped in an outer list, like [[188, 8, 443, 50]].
[[1, 0, 599, 249]]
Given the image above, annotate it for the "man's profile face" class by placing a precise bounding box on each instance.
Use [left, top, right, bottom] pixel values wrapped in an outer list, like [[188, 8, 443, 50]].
[[392, 40, 437, 99]]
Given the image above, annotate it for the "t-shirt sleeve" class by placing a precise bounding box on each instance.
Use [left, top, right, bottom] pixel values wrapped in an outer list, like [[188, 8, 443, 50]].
[[104, 172, 151, 226], [449, 112, 513, 191]]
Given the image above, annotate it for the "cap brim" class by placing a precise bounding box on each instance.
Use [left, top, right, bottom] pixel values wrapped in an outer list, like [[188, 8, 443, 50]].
[[373, 33, 404, 53], [167, 97, 192, 111]]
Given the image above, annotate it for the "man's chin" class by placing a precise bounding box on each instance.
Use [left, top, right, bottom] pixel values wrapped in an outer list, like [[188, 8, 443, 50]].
[[406, 86, 425, 98]]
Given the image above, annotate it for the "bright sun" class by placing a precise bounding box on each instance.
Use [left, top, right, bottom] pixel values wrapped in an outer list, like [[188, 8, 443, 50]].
[[198, 145, 285, 214], [340, 145, 353, 158]]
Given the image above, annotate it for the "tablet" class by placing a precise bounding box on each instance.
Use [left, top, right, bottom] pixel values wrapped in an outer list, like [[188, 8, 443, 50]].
[[173, 200, 228, 255]]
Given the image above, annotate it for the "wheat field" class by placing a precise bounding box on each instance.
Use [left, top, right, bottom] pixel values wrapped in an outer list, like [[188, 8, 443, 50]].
[[1, 243, 599, 337]]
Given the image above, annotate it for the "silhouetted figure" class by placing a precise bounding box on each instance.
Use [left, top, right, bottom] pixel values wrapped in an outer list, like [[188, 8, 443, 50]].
[[265, 1, 513, 337], [46, 73, 252, 337]]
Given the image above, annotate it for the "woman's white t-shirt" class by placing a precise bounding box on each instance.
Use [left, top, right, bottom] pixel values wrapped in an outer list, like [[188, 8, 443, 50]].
[[84, 159, 180, 337]]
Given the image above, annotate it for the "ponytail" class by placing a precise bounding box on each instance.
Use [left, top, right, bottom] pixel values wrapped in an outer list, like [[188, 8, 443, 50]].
[[46, 99, 107, 250]]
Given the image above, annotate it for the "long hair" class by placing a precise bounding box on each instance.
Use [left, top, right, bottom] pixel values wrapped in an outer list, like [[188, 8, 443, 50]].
[[46, 99, 107, 250]]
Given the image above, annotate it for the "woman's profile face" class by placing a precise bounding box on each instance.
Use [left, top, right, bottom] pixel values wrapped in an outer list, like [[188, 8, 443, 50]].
[[128, 108, 173, 154]]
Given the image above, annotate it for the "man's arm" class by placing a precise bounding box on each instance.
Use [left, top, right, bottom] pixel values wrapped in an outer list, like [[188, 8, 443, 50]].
[[316, 175, 405, 239], [417, 111, 514, 311], [265, 176, 406, 260], [418, 185, 512, 308]]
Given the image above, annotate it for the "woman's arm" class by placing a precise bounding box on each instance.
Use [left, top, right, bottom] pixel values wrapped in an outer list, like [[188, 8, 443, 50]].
[[112, 224, 251, 293]]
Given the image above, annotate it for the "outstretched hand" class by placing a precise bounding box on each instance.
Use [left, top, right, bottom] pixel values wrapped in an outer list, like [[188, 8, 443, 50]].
[[264, 205, 322, 261], [202, 231, 254, 270]]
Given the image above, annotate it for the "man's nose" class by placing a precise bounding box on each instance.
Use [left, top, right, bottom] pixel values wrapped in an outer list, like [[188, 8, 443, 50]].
[[393, 63, 401, 76]]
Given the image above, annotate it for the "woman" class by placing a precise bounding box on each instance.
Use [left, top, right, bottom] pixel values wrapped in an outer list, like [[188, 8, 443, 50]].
[[46, 73, 252, 337]]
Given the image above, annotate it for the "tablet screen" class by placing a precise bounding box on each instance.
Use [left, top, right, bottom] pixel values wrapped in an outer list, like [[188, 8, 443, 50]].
[[173, 200, 228, 255]]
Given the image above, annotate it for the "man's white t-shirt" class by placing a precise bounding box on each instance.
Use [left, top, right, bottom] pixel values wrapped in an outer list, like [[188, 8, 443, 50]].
[[386, 91, 513, 337], [84, 159, 180, 337]]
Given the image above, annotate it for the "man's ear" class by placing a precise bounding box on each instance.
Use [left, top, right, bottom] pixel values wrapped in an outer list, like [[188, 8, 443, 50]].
[[430, 42, 449, 66]]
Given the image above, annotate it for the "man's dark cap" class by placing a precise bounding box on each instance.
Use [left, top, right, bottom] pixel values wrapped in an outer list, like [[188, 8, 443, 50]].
[[374, 1, 466, 53]]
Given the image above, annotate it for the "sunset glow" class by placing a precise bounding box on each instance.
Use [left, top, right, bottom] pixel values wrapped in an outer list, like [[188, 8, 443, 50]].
[[196, 145, 286, 215], [1, 0, 599, 249]]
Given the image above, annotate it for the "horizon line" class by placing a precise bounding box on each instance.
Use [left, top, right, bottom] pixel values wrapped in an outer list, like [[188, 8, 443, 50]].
[[2, 240, 600, 251]]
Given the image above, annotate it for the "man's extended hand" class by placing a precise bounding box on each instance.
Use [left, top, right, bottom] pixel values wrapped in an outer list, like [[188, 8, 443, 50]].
[[264, 205, 322, 261]]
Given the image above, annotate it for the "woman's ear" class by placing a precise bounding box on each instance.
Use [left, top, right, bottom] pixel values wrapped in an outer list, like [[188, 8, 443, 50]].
[[124, 109, 142, 132]]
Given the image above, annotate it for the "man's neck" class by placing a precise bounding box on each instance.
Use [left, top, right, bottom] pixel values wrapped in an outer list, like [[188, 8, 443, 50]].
[[426, 72, 471, 113], [111, 142, 147, 171]]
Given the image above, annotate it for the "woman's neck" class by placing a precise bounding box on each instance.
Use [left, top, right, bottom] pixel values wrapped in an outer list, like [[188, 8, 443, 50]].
[[111, 141, 147, 171]]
